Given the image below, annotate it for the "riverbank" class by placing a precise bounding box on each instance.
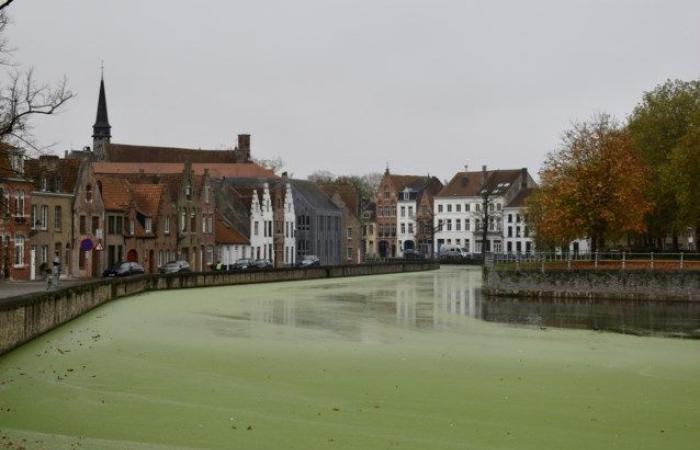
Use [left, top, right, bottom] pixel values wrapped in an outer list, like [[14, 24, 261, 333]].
[[0, 261, 438, 356], [483, 267, 700, 301]]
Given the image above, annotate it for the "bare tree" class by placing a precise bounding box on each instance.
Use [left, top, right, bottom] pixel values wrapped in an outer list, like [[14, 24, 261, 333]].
[[0, 9, 74, 150]]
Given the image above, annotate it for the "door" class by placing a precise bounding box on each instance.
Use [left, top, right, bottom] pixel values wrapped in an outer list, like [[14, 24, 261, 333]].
[[127, 249, 138, 263]]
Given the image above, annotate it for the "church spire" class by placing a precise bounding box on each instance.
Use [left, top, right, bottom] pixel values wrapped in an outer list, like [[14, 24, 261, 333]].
[[92, 71, 111, 160]]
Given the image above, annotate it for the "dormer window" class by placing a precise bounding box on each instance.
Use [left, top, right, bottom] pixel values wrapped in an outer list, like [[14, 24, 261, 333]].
[[41, 177, 48, 191], [185, 182, 192, 198], [10, 153, 23, 175], [144, 217, 152, 234]]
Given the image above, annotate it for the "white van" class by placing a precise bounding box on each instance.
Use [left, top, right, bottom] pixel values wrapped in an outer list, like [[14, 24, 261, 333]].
[[439, 245, 466, 258]]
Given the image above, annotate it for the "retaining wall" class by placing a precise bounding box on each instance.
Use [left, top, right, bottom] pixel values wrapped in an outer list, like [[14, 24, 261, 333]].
[[483, 268, 700, 301], [0, 261, 438, 356]]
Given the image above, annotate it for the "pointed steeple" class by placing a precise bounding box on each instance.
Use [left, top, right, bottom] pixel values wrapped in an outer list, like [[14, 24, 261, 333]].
[[92, 71, 111, 161], [92, 75, 111, 139]]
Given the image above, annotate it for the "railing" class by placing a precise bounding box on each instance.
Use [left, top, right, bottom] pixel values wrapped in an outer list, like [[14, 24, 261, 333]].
[[488, 252, 700, 272]]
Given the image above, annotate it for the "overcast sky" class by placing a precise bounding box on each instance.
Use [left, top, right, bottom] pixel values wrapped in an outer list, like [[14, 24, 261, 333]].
[[7, 0, 700, 180]]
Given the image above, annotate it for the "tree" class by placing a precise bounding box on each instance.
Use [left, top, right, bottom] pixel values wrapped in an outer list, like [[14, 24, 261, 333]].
[[528, 114, 652, 253], [0, 9, 74, 152], [627, 79, 700, 249], [664, 110, 700, 249], [307, 170, 335, 183]]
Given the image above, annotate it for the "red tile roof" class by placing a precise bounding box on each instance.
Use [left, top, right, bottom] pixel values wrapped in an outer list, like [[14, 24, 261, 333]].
[[215, 212, 249, 245], [96, 174, 132, 211], [24, 157, 82, 194], [130, 184, 165, 216]]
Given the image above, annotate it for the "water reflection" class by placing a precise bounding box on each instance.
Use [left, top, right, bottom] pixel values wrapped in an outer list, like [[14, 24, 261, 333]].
[[238, 267, 700, 339]]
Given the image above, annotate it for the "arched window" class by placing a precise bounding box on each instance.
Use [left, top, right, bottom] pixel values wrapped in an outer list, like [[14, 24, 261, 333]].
[[86, 184, 93, 202], [96, 180, 102, 194]]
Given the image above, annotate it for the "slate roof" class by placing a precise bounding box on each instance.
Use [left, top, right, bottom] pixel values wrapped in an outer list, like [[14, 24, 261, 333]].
[[93, 161, 277, 179], [437, 170, 522, 197], [104, 143, 241, 164], [317, 182, 361, 215], [290, 179, 339, 211]]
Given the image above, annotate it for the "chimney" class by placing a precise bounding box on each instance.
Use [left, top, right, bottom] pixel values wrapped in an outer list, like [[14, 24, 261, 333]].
[[480, 165, 487, 189], [464, 164, 468, 172], [237, 134, 251, 162], [521, 167, 528, 189]]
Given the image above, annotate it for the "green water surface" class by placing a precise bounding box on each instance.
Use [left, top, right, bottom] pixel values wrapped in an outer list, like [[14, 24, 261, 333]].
[[0, 267, 698, 449]]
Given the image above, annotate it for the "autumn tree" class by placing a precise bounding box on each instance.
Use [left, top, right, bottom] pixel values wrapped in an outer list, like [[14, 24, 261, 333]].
[[528, 114, 652, 253], [627, 79, 700, 249]]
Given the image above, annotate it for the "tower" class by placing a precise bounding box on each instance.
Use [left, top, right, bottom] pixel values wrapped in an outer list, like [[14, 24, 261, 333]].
[[92, 74, 111, 160]]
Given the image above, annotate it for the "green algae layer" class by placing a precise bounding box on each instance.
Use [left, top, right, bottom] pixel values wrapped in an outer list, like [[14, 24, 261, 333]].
[[0, 267, 699, 450]]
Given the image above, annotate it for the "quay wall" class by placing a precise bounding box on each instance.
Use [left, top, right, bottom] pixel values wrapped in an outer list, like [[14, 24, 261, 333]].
[[0, 261, 438, 356], [483, 268, 700, 302]]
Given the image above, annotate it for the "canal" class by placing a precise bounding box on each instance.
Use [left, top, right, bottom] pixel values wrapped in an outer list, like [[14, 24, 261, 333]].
[[0, 266, 699, 449]]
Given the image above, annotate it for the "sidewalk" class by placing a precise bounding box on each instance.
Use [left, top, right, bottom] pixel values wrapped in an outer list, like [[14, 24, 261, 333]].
[[0, 278, 86, 300]]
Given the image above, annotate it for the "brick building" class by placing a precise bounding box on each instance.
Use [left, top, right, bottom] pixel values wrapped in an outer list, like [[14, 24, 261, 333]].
[[0, 144, 32, 280]]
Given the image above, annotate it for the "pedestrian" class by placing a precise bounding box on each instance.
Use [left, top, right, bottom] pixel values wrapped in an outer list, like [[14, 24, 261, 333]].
[[215, 260, 223, 271], [52, 251, 61, 288]]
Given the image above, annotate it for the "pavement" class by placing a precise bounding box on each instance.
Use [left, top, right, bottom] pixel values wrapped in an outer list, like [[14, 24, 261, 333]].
[[0, 278, 87, 300]]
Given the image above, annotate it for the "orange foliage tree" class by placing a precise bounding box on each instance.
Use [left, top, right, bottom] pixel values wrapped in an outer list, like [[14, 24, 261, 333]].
[[528, 114, 652, 253]]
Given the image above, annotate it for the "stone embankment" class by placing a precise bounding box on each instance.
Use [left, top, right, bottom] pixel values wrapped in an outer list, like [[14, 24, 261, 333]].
[[483, 268, 700, 302], [0, 261, 438, 355]]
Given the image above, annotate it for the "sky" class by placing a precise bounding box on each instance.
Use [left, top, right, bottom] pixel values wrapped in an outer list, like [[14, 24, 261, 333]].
[[6, 0, 700, 180]]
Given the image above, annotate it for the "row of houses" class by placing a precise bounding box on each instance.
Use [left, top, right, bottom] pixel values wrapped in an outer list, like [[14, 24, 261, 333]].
[[361, 165, 543, 258], [0, 75, 548, 281]]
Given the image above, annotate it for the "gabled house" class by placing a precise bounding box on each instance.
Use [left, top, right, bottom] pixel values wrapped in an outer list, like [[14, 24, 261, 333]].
[[0, 144, 33, 280]]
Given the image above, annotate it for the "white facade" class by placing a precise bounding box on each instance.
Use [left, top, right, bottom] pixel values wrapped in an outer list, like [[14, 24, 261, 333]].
[[502, 207, 534, 254], [396, 188, 417, 257], [283, 182, 296, 266], [433, 197, 505, 254], [218, 244, 252, 266], [250, 184, 274, 261]]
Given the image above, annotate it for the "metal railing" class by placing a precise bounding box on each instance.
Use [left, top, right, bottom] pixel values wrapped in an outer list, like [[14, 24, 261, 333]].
[[488, 252, 700, 272]]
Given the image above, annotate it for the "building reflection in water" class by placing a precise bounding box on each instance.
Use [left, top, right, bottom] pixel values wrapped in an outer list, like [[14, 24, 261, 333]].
[[237, 267, 700, 340]]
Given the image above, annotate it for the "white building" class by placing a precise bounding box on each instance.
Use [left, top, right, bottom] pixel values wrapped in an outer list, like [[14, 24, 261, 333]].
[[396, 187, 418, 257], [434, 167, 537, 255], [282, 181, 296, 266]]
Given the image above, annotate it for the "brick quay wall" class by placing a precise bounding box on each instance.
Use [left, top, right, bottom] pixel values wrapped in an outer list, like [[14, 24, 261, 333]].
[[483, 268, 700, 302], [0, 261, 439, 356]]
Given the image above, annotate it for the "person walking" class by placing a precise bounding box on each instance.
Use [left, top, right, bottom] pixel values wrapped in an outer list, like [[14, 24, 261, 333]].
[[52, 251, 61, 289]]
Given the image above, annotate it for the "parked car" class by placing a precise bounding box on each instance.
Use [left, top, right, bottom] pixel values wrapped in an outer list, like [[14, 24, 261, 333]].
[[103, 262, 145, 278], [297, 255, 320, 268], [403, 249, 425, 260], [253, 259, 273, 269], [159, 260, 191, 274], [439, 245, 467, 259], [232, 258, 253, 271]]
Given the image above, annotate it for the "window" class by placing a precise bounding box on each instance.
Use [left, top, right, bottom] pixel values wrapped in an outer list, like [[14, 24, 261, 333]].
[[79, 215, 86, 234], [116, 216, 123, 234], [14, 235, 24, 266], [347, 247, 352, 261], [202, 215, 206, 233], [497, 203, 502, 211], [438, 219, 443, 231], [41, 205, 48, 230], [181, 210, 187, 232], [204, 185, 210, 204], [384, 191, 389, 199], [465, 219, 470, 231], [31, 204, 37, 229], [92, 216, 99, 235], [54, 206, 62, 230], [508, 226, 513, 237], [508, 214, 513, 223], [516, 226, 521, 238], [190, 212, 196, 232], [145, 217, 153, 233], [446, 219, 452, 231], [456, 204, 461, 213], [254, 221, 259, 236], [438, 204, 443, 213], [524, 226, 530, 238], [41, 177, 48, 191], [465, 203, 470, 212], [408, 206, 414, 217], [129, 219, 134, 235], [455, 219, 461, 231], [475, 203, 481, 212], [516, 214, 521, 223], [408, 223, 413, 234], [86, 184, 93, 202], [79, 249, 86, 269], [185, 182, 192, 198], [400, 223, 406, 234], [41, 245, 48, 264], [16, 191, 25, 217], [447, 204, 452, 213], [347, 227, 352, 239], [165, 216, 170, 234]]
